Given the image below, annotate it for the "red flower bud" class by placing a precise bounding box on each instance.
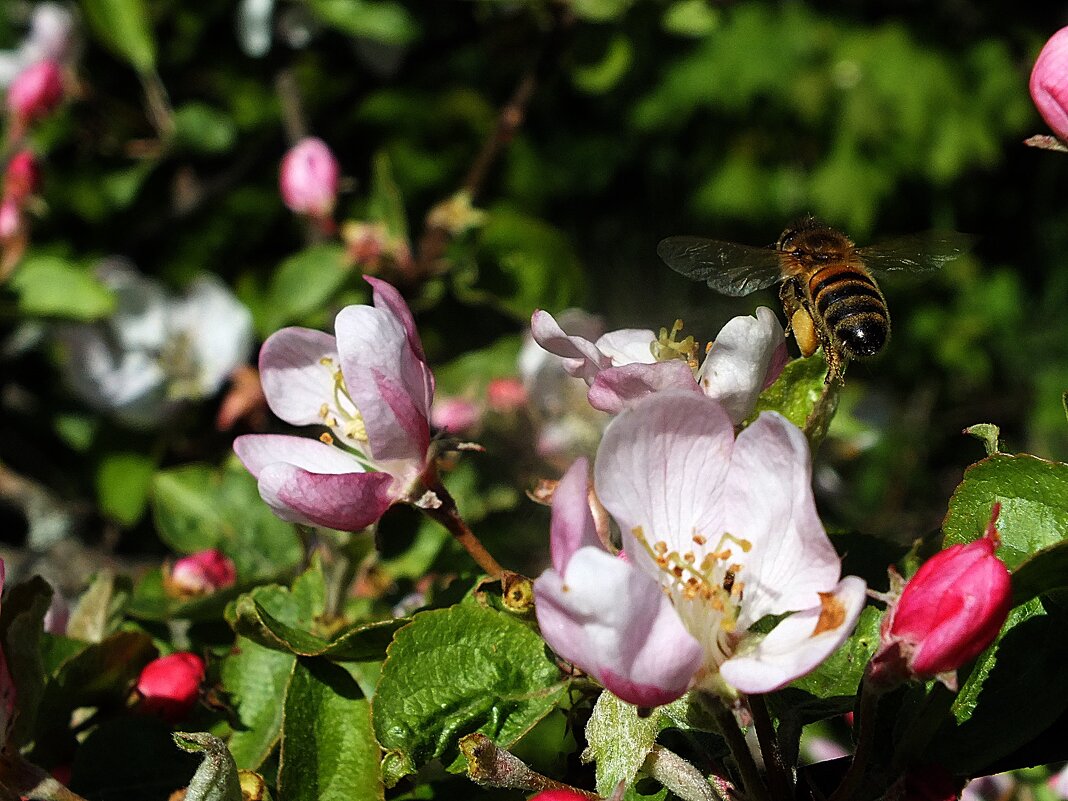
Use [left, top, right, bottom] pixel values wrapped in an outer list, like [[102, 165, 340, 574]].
[[279, 137, 340, 220], [530, 791, 593, 801], [1032, 27, 1068, 142], [869, 505, 1011, 691], [6, 60, 64, 127], [136, 652, 205, 722], [3, 151, 39, 203], [166, 549, 237, 597]]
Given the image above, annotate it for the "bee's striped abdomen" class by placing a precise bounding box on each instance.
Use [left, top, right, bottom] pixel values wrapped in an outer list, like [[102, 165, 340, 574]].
[[808, 262, 889, 359]]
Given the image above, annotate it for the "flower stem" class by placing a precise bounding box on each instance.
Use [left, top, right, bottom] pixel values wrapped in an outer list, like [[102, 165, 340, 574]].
[[422, 479, 504, 579], [747, 694, 793, 801], [643, 744, 723, 801], [697, 691, 773, 801], [827, 680, 881, 801]]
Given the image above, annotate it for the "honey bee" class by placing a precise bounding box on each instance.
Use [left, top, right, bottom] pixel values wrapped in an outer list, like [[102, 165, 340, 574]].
[[657, 216, 970, 382]]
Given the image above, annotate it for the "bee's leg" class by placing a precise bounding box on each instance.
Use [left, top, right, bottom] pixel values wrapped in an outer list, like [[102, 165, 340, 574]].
[[780, 282, 820, 358]]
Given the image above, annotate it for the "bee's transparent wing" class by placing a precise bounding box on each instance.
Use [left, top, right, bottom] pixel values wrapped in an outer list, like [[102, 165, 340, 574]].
[[657, 236, 783, 297], [858, 232, 973, 274]]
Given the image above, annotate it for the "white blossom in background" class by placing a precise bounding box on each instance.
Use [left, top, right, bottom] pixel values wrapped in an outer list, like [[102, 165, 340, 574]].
[[0, 3, 75, 87], [57, 260, 253, 428]]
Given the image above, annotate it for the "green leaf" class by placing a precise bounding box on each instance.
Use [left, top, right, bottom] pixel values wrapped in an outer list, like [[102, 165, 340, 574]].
[[227, 594, 404, 661], [928, 596, 1068, 774], [9, 255, 115, 320], [258, 244, 355, 336], [752, 352, 832, 431], [174, 103, 238, 154], [221, 637, 295, 770], [1010, 540, 1068, 606], [368, 151, 408, 240], [662, 0, 720, 36], [572, 35, 634, 95], [96, 451, 156, 526], [305, 0, 418, 45], [583, 692, 662, 797], [173, 732, 243, 801], [81, 0, 157, 72], [0, 577, 51, 747], [152, 462, 302, 581], [942, 453, 1068, 569], [66, 571, 131, 642], [372, 604, 568, 786], [278, 659, 383, 801]]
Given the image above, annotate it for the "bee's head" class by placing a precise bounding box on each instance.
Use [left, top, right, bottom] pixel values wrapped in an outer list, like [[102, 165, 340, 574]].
[[777, 217, 853, 261]]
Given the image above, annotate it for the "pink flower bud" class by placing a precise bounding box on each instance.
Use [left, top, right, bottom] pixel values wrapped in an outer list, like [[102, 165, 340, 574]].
[[431, 397, 480, 434], [0, 200, 21, 240], [279, 137, 340, 219], [166, 549, 237, 597], [869, 505, 1011, 691], [6, 60, 64, 126], [4, 151, 40, 203], [486, 377, 527, 412], [136, 652, 205, 722], [1032, 27, 1068, 142], [530, 791, 593, 801]]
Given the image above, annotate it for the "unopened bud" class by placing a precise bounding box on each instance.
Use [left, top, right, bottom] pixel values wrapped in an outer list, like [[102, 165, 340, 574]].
[[431, 397, 480, 434], [486, 377, 527, 412], [868, 505, 1011, 691], [279, 137, 340, 219], [7, 59, 64, 127], [166, 549, 237, 597], [136, 652, 205, 722], [1032, 27, 1068, 142], [4, 151, 40, 203]]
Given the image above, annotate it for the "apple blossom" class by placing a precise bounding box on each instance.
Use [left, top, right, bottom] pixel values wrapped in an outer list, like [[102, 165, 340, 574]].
[[1032, 27, 1068, 142], [0, 4, 75, 87], [136, 652, 205, 722], [166, 549, 238, 597], [534, 391, 866, 706], [279, 137, 340, 219], [530, 306, 785, 424], [868, 505, 1011, 691], [234, 276, 435, 531], [58, 261, 254, 428]]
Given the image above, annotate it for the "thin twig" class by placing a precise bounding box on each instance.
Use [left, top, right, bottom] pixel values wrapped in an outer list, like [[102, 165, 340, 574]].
[[643, 744, 722, 801], [748, 694, 793, 801], [461, 733, 598, 798], [827, 681, 880, 801], [697, 691, 773, 801], [420, 477, 504, 579]]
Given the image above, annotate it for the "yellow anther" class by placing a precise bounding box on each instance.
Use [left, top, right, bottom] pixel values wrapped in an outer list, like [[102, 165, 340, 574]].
[[319, 432, 334, 445]]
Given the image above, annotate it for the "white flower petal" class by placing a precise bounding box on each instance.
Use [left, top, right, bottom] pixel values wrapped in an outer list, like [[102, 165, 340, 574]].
[[698, 307, 785, 424], [259, 327, 339, 427], [595, 328, 657, 365]]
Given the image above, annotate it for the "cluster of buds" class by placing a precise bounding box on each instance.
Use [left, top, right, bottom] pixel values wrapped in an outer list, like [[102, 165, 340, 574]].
[[868, 505, 1012, 691]]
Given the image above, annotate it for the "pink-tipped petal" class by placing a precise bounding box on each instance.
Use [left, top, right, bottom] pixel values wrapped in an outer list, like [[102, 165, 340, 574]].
[[364, 276, 428, 364], [256, 462, 394, 530], [587, 361, 700, 414], [595, 392, 735, 571], [549, 458, 599, 573], [258, 327, 339, 426], [233, 434, 365, 477], [335, 300, 433, 466], [699, 307, 786, 424], [723, 412, 841, 626], [530, 310, 609, 384], [719, 576, 867, 694], [534, 547, 703, 707]]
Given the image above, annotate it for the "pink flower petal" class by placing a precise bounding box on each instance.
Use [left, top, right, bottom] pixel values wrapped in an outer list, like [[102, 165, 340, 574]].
[[698, 307, 785, 424], [365, 276, 428, 364], [335, 294, 433, 466], [534, 547, 703, 707], [549, 458, 599, 573], [530, 309, 609, 384], [256, 462, 394, 530], [594, 329, 658, 365], [719, 576, 867, 694], [259, 327, 338, 426], [233, 434, 365, 477], [587, 361, 700, 414], [722, 412, 841, 626], [595, 391, 735, 573]]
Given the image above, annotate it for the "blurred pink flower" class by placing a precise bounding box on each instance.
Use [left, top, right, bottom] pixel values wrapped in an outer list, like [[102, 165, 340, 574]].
[[1032, 27, 1068, 141], [6, 58, 63, 128], [279, 137, 340, 220], [167, 549, 237, 597], [486, 377, 527, 412], [534, 391, 866, 706], [0, 199, 20, 240], [531, 306, 785, 424], [869, 505, 1011, 691], [234, 277, 435, 531], [431, 396, 480, 435], [3, 150, 39, 203], [137, 652, 205, 722]]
